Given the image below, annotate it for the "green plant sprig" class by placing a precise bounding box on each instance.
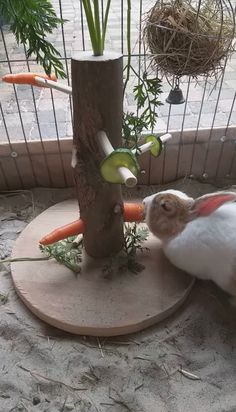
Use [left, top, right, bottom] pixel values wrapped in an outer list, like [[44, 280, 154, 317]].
[[40, 225, 148, 276], [133, 69, 162, 131], [40, 236, 83, 273], [123, 223, 149, 257], [82, 0, 111, 56], [2, 226, 148, 276], [0, 237, 83, 273], [122, 0, 163, 149], [122, 70, 163, 149], [0, 0, 67, 78], [103, 223, 149, 277]]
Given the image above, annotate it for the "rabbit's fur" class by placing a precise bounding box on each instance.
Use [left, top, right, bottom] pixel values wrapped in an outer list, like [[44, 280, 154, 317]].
[[143, 189, 236, 297]]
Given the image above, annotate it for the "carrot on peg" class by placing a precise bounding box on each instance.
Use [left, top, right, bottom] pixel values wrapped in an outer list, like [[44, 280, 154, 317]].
[[39, 202, 145, 245], [39, 219, 85, 246], [1, 72, 57, 86]]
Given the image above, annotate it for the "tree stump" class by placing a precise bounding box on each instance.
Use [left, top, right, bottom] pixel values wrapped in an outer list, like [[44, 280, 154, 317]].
[[72, 52, 124, 258]]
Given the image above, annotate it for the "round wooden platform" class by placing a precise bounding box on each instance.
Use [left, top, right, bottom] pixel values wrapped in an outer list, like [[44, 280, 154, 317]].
[[11, 200, 194, 336]]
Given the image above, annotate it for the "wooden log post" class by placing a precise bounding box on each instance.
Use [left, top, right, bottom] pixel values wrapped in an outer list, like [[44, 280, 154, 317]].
[[71, 52, 124, 258]]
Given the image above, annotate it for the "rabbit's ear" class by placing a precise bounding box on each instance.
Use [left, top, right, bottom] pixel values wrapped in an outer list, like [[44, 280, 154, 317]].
[[189, 192, 236, 219]]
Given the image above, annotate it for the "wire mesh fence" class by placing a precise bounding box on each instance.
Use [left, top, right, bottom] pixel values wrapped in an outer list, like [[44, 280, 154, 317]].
[[0, 0, 236, 189]]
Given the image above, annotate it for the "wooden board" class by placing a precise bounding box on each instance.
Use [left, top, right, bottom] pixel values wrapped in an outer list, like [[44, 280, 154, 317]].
[[11, 200, 194, 336]]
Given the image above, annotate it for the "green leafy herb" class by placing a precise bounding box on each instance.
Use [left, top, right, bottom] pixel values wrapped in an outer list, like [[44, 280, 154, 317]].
[[122, 112, 148, 148], [133, 72, 163, 130], [123, 71, 163, 150], [123, 223, 149, 258], [122, 0, 163, 149], [0, 0, 66, 78], [2, 225, 148, 277], [103, 223, 149, 277], [41, 224, 149, 277], [40, 236, 83, 273]]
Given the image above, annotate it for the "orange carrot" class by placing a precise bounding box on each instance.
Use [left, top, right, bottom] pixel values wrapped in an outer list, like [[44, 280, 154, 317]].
[[39, 203, 145, 245], [2, 73, 57, 86], [39, 219, 85, 246], [123, 202, 145, 222]]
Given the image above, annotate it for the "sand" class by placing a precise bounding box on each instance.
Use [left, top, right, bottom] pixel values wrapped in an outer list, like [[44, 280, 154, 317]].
[[1, 180, 236, 412]]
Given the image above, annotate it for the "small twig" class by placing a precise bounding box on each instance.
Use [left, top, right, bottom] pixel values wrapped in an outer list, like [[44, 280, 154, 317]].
[[0, 257, 51, 264], [170, 352, 186, 359], [100, 403, 114, 406], [108, 391, 132, 412], [107, 341, 134, 346], [61, 396, 68, 412], [161, 363, 170, 378], [134, 383, 144, 391], [88, 361, 100, 382], [0, 393, 10, 399], [128, 339, 141, 345], [133, 355, 152, 361], [178, 367, 201, 381], [97, 337, 105, 358], [18, 365, 87, 391], [82, 373, 98, 383], [72, 343, 116, 354], [73, 341, 95, 349]]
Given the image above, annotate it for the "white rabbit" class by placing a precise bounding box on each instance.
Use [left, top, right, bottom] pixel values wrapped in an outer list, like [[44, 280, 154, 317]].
[[143, 189, 236, 299]]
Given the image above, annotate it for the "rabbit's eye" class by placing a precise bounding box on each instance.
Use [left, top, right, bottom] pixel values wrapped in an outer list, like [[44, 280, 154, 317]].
[[160, 200, 173, 213]]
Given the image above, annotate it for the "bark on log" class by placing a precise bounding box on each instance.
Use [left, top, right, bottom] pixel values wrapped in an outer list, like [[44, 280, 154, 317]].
[[71, 52, 124, 258]]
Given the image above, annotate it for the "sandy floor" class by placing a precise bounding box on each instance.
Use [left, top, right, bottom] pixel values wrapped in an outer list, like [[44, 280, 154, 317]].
[[1, 180, 236, 412]]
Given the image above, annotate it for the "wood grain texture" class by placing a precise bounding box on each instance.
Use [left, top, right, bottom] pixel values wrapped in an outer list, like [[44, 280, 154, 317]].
[[11, 200, 194, 337], [72, 52, 124, 257]]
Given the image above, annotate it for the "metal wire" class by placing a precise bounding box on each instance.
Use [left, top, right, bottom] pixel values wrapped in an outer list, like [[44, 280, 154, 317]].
[[58, 0, 73, 120], [0, 27, 38, 187], [137, 0, 143, 116], [215, 91, 236, 178], [23, 46, 53, 187], [0, 161, 9, 190], [50, 89, 68, 186], [202, 58, 228, 174], [80, 0, 86, 51], [175, 76, 191, 180], [0, 102, 24, 188], [189, 76, 209, 176], [0, 0, 236, 188], [226, 92, 236, 177], [121, 0, 124, 54], [160, 102, 172, 184], [161, 75, 174, 184]]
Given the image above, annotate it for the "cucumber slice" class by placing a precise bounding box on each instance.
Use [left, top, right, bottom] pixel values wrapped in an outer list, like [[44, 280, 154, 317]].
[[100, 148, 140, 184], [145, 135, 162, 157]]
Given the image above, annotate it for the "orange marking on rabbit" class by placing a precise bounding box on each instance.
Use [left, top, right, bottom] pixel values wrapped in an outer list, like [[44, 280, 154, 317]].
[[146, 193, 192, 241]]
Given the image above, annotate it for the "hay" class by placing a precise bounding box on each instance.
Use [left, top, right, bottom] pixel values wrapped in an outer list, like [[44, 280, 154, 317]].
[[143, 0, 235, 79]]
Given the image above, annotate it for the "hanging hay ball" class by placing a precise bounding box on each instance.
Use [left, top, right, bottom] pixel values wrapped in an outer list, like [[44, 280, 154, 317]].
[[143, 0, 235, 79]]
